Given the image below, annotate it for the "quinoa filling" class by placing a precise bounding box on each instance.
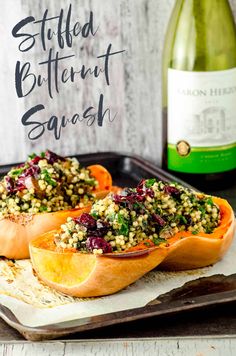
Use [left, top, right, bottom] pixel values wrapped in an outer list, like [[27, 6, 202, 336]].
[[0, 150, 98, 217], [54, 178, 221, 254]]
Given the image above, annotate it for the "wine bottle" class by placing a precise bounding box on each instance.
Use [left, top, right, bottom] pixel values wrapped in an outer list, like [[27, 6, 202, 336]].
[[162, 0, 236, 190]]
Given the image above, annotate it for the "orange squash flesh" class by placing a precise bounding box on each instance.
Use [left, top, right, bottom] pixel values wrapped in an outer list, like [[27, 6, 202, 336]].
[[0, 165, 112, 260], [29, 196, 235, 297], [30, 232, 168, 297], [88, 165, 112, 192]]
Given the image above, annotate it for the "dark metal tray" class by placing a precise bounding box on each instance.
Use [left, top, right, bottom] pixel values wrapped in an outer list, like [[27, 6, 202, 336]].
[[0, 152, 235, 341]]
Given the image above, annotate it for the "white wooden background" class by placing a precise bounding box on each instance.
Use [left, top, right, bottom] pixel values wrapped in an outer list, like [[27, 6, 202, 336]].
[[1, 0, 236, 165]]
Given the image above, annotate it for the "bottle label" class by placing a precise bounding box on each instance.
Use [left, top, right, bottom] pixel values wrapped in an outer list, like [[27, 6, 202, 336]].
[[167, 68, 236, 173]]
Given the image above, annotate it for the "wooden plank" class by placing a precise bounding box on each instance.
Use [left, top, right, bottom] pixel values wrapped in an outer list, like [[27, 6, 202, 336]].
[[0, 338, 236, 356], [1, 0, 236, 352]]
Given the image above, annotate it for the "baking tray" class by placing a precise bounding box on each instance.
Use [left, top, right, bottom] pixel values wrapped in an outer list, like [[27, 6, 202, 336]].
[[0, 151, 235, 341]]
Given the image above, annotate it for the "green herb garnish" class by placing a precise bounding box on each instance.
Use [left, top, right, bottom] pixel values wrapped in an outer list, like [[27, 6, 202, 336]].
[[9, 168, 24, 177], [153, 237, 166, 245], [28, 153, 36, 160], [176, 215, 187, 224], [41, 169, 57, 187], [145, 178, 156, 188], [117, 212, 129, 236], [205, 226, 214, 234], [206, 198, 214, 206], [190, 196, 197, 204], [133, 202, 145, 211], [91, 211, 99, 219], [199, 206, 206, 217], [84, 179, 96, 186], [39, 206, 47, 212]]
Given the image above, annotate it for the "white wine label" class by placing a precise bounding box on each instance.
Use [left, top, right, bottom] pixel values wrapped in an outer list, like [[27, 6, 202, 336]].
[[167, 67, 236, 173], [168, 68, 236, 146]]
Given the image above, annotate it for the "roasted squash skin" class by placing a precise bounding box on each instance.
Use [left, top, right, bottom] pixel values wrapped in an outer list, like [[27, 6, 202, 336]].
[[0, 165, 112, 259], [29, 196, 235, 297]]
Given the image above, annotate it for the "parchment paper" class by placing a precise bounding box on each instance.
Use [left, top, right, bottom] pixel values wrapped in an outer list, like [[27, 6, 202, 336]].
[[0, 236, 236, 328]]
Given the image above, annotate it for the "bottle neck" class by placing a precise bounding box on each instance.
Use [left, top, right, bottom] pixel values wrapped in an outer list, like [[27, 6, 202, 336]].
[[169, 0, 236, 71], [162, 0, 236, 108]]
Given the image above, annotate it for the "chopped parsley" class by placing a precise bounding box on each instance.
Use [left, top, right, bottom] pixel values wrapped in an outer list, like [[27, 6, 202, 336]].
[[41, 169, 57, 187], [28, 153, 36, 160], [176, 214, 187, 224], [199, 206, 206, 216], [205, 226, 214, 234], [145, 178, 156, 188], [91, 211, 99, 219], [206, 198, 214, 206], [84, 179, 96, 186], [132, 202, 145, 211], [153, 237, 167, 245], [117, 212, 129, 236], [9, 168, 24, 177]]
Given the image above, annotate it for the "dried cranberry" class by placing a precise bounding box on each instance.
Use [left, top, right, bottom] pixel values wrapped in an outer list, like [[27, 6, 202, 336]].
[[125, 193, 136, 203], [135, 194, 145, 202], [122, 192, 145, 204], [136, 179, 145, 194], [5, 176, 15, 194], [114, 193, 132, 205], [113, 181, 154, 211], [146, 188, 154, 198], [30, 156, 42, 165], [86, 237, 112, 253], [164, 185, 180, 197], [137, 179, 155, 199], [24, 165, 40, 178], [113, 194, 123, 204], [73, 213, 97, 229], [14, 165, 40, 192], [87, 220, 109, 237], [152, 214, 166, 227], [15, 176, 27, 191], [45, 150, 65, 164]]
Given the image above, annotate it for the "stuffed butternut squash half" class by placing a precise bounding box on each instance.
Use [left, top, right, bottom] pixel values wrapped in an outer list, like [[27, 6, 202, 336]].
[[30, 178, 235, 297], [0, 150, 112, 259]]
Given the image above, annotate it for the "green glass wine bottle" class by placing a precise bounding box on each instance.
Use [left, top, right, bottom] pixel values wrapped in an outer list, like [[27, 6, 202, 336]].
[[162, 0, 236, 190]]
